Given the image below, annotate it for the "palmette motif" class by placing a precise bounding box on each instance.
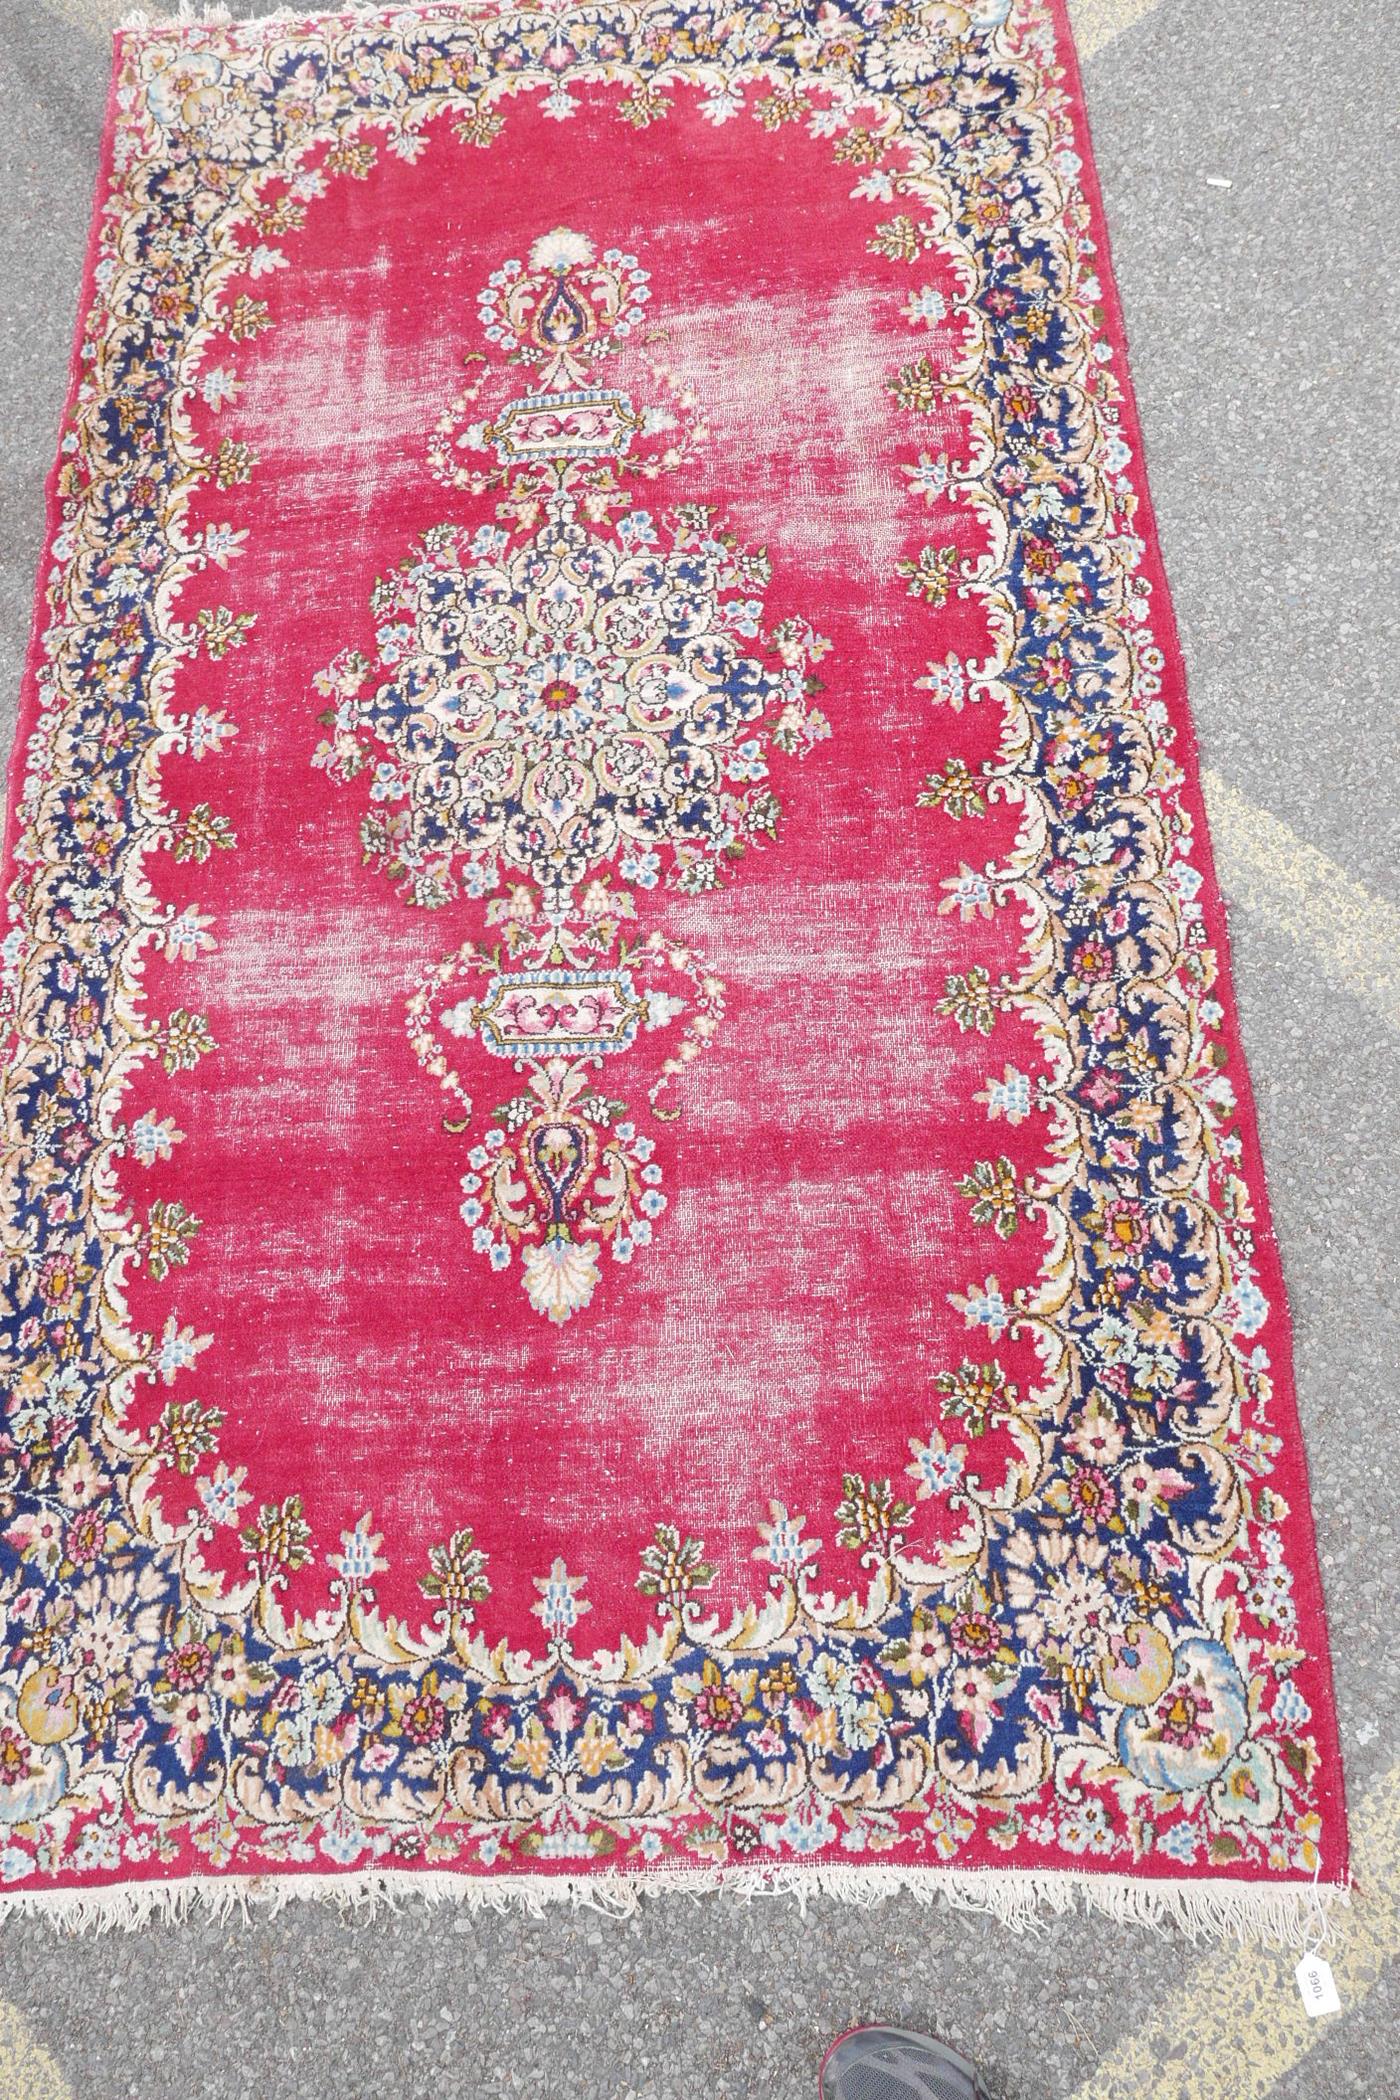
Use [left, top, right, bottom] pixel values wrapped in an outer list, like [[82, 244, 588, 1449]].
[[314, 234, 830, 1318], [0, 0, 1339, 1905]]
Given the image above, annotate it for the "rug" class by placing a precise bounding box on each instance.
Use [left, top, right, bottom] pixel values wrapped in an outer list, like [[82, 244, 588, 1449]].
[[0, 0, 1347, 1933]]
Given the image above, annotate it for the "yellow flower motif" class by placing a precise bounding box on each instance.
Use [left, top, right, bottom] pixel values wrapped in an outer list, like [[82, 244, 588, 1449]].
[[796, 1705, 839, 1754], [509, 1722, 552, 1781], [574, 1719, 617, 1778]]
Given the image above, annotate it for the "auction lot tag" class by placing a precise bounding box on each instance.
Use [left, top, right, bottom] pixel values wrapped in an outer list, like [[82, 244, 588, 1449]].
[[1294, 1953, 1341, 2017]]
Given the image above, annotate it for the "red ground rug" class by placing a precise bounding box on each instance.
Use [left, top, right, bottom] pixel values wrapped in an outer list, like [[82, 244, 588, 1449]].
[[0, 0, 1346, 1932]]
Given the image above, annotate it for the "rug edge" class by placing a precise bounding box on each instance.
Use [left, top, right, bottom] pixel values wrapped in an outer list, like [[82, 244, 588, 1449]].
[[1042, 0, 1352, 1884]]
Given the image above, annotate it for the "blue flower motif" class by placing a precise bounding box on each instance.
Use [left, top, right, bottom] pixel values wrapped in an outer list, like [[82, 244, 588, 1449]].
[[319, 1815, 367, 1867], [1157, 1821, 1199, 1865], [1231, 1274, 1271, 1338], [1273, 1679, 1312, 1728], [619, 849, 660, 889], [373, 622, 413, 665], [617, 511, 657, 550]]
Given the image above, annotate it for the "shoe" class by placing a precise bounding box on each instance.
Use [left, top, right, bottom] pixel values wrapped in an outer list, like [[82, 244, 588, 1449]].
[[819, 2025, 984, 2100]]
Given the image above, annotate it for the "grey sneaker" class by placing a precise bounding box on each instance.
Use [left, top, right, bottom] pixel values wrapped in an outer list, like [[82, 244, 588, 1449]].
[[819, 2026, 984, 2100]]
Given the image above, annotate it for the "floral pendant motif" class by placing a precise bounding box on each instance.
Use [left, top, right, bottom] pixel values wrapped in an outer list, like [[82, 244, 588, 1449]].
[[314, 230, 831, 1320]]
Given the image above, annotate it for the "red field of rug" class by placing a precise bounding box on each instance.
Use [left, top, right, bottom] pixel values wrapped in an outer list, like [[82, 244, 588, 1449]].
[[0, 0, 1345, 1931]]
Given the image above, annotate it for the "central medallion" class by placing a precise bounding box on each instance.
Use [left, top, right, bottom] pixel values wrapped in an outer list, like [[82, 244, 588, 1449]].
[[314, 229, 832, 1321]]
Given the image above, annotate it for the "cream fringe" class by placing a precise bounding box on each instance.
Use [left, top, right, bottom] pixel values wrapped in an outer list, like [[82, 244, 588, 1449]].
[[1, 1861, 1350, 1944], [118, 2, 528, 29]]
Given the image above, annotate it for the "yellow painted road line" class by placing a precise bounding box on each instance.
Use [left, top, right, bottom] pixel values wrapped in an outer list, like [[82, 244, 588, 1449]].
[[1202, 768, 1400, 1031], [0, 2000, 73, 2100], [1067, 0, 1167, 61], [1071, 1763, 1400, 2100]]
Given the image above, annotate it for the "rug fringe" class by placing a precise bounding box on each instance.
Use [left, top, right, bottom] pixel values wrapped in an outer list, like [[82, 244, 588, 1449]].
[[118, 2, 509, 32], [1, 1862, 1349, 1946]]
